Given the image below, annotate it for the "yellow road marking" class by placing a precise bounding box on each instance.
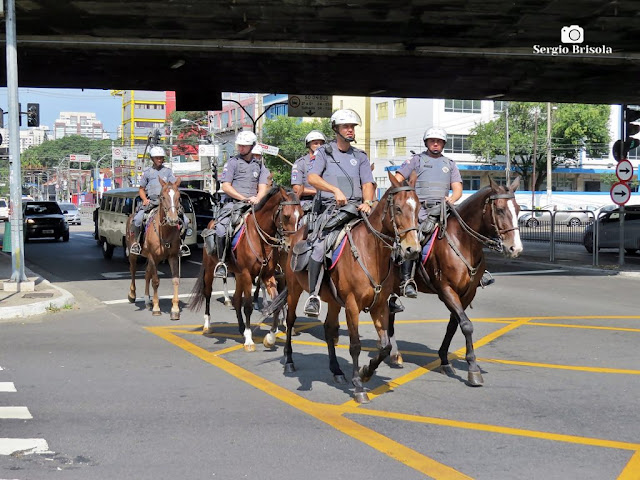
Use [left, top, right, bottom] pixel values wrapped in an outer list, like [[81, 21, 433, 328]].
[[482, 358, 640, 375], [618, 450, 640, 479], [527, 322, 640, 333]]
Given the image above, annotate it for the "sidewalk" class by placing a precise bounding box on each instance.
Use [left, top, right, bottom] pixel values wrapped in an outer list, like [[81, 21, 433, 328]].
[[0, 251, 75, 321]]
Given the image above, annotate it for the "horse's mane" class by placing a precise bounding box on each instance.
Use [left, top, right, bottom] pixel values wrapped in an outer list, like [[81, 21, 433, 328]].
[[456, 185, 495, 217], [253, 185, 299, 212]]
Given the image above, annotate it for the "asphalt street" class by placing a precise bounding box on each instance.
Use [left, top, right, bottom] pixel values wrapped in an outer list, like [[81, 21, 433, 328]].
[[1, 223, 639, 479]]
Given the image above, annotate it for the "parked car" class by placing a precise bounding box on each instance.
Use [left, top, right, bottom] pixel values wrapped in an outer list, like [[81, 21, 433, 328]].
[[23, 201, 69, 242], [179, 188, 215, 244], [0, 198, 8, 222], [583, 205, 640, 254], [518, 204, 595, 227], [58, 202, 82, 225]]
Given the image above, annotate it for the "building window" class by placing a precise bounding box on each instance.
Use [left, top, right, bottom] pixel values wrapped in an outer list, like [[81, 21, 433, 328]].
[[462, 175, 481, 190], [393, 137, 407, 157], [376, 139, 388, 157], [628, 146, 640, 160], [444, 134, 472, 154], [375, 176, 389, 188], [376, 102, 388, 121], [394, 98, 407, 118], [444, 99, 482, 113], [493, 101, 507, 113]]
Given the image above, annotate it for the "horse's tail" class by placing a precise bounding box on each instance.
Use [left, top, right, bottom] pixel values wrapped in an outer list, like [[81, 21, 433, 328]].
[[189, 261, 207, 312], [262, 286, 288, 317]]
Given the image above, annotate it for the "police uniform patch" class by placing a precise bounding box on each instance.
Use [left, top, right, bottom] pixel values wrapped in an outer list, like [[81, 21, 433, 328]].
[[443, 166, 450, 173], [253, 171, 259, 178], [350, 158, 357, 166]]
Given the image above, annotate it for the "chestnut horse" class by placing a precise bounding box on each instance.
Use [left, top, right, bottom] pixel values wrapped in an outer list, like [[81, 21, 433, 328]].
[[389, 176, 523, 385], [126, 178, 184, 320], [190, 186, 302, 351], [266, 172, 421, 404]]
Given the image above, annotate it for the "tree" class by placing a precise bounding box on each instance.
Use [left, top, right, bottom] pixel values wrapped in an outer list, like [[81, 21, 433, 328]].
[[260, 116, 333, 186], [469, 102, 611, 190], [167, 110, 208, 156], [21, 135, 113, 170]]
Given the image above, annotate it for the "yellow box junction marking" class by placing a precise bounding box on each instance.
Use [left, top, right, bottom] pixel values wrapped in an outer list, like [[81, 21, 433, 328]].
[[148, 314, 640, 479]]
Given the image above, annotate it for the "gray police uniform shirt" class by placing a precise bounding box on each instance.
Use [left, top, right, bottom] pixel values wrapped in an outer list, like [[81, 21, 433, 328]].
[[292, 153, 316, 209], [308, 141, 374, 205], [397, 152, 461, 206], [220, 155, 271, 201], [139, 166, 177, 201]]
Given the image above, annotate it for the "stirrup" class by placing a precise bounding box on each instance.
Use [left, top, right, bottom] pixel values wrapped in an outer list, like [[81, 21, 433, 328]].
[[480, 271, 495, 288], [389, 294, 405, 314], [303, 295, 321, 317], [179, 244, 191, 257], [130, 242, 141, 255], [214, 261, 228, 279], [401, 279, 418, 298]]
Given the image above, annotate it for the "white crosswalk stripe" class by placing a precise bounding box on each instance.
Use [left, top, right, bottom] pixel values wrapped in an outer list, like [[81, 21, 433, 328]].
[[0, 373, 50, 456]]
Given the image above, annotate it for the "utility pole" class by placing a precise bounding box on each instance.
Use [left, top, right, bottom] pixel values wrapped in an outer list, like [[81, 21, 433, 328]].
[[532, 108, 539, 209], [546, 102, 553, 205], [505, 103, 511, 184]]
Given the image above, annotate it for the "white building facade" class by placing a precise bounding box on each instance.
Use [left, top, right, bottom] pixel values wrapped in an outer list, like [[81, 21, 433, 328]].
[[54, 111, 109, 140]]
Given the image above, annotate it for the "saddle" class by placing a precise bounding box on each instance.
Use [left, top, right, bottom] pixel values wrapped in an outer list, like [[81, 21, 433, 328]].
[[420, 202, 449, 245]]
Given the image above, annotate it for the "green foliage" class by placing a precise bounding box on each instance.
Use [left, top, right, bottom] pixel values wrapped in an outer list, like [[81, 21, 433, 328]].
[[469, 102, 611, 190], [260, 116, 333, 186], [600, 172, 639, 188], [21, 135, 113, 169]]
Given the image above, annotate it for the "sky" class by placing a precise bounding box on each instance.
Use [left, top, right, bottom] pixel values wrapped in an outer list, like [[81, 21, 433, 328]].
[[0, 88, 122, 138]]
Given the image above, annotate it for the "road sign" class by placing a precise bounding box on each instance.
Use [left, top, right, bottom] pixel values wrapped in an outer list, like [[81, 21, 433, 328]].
[[616, 159, 634, 182], [69, 154, 91, 162], [287, 94, 333, 118], [198, 144, 219, 157], [111, 147, 138, 161], [257, 143, 280, 156], [610, 181, 631, 206]]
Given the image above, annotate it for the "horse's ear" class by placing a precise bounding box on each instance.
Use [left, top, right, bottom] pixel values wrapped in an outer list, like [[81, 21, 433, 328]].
[[279, 186, 289, 200], [488, 176, 499, 190], [388, 171, 401, 188], [159, 177, 167, 187], [174, 177, 181, 188], [407, 170, 418, 188], [509, 176, 520, 192]]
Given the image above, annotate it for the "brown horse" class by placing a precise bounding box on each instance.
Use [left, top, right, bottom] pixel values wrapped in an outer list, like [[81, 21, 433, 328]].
[[190, 186, 302, 351], [265, 171, 421, 404], [389, 176, 523, 386], [126, 178, 184, 320]]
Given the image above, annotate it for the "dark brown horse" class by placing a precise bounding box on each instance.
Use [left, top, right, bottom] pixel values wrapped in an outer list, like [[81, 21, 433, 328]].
[[126, 178, 184, 320], [389, 176, 523, 386], [266, 172, 421, 404], [190, 186, 302, 351]]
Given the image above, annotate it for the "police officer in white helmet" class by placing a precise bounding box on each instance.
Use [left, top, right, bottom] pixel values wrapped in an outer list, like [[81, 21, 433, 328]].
[[302, 109, 375, 317], [212, 130, 271, 277], [130, 146, 191, 256], [291, 130, 326, 211]]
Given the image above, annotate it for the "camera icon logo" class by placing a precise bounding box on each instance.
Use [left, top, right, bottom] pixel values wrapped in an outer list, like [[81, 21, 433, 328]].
[[561, 25, 584, 44]]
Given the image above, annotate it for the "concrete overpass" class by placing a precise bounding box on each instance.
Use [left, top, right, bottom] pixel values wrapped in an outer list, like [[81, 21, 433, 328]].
[[1, 1, 639, 109]]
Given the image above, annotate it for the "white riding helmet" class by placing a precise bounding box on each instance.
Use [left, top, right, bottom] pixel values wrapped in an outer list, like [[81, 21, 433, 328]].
[[235, 130, 257, 146], [251, 144, 263, 155], [423, 127, 447, 143], [330, 109, 362, 128], [149, 146, 166, 157], [305, 130, 326, 145]]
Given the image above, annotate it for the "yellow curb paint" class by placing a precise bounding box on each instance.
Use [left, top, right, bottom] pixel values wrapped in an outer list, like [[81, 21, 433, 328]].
[[146, 326, 470, 480], [618, 450, 640, 479]]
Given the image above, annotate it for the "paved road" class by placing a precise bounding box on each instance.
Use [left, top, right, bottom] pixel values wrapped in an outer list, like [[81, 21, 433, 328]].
[[1, 224, 639, 479]]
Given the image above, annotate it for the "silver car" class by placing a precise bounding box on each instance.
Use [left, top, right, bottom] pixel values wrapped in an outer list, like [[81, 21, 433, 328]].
[[583, 205, 640, 254], [518, 204, 595, 227], [59, 202, 82, 225]]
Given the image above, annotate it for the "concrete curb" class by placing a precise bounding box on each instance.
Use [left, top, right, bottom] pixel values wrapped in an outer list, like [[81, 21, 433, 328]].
[[0, 278, 76, 321]]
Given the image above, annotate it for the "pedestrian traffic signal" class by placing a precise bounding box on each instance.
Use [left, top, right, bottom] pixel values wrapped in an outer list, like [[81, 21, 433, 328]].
[[26, 103, 39, 127]]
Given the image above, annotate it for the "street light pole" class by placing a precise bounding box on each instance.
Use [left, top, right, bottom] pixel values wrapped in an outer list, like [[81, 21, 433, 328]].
[[532, 108, 540, 209], [505, 103, 511, 184], [546, 102, 553, 205]]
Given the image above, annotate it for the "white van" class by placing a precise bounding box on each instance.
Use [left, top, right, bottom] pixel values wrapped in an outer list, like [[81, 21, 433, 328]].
[[96, 188, 197, 259]]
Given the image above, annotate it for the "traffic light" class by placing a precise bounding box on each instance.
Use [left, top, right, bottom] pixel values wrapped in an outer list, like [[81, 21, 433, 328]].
[[0, 108, 3, 128], [26, 103, 40, 127]]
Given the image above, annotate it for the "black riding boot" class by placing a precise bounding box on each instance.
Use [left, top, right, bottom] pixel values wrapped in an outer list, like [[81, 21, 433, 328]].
[[303, 259, 323, 317], [214, 236, 228, 278], [130, 224, 143, 255], [401, 260, 417, 298]]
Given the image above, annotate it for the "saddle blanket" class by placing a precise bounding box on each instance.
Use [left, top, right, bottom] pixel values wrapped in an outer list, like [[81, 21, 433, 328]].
[[422, 226, 439, 265], [329, 236, 348, 270], [232, 225, 246, 251]]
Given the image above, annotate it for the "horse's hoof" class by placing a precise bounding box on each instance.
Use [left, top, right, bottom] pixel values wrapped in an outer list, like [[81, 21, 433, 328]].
[[224, 299, 233, 308], [152, 310, 161, 316], [128, 294, 136, 303], [358, 366, 372, 383], [467, 370, 484, 387], [389, 353, 404, 368], [263, 333, 276, 349], [333, 337, 338, 346], [244, 344, 256, 353], [439, 364, 456, 377], [284, 363, 296, 373], [353, 391, 370, 404], [291, 327, 300, 337], [333, 374, 347, 384], [202, 327, 214, 335], [170, 312, 180, 321]]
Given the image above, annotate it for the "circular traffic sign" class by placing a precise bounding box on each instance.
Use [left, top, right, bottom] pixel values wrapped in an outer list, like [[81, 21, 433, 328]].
[[289, 96, 300, 108], [610, 181, 631, 206], [616, 159, 634, 182]]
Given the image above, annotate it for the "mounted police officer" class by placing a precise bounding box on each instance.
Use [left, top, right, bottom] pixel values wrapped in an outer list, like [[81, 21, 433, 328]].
[[130, 146, 191, 256], [303, 109, 375, 317], [394, 127, 463, 297], [212, 130, 271, 278], [291, 130, 326, 212]]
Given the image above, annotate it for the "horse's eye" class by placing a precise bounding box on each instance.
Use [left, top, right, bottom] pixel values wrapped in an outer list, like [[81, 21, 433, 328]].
[[496, 208, 505, 215], [395, 206, 402, 214]]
